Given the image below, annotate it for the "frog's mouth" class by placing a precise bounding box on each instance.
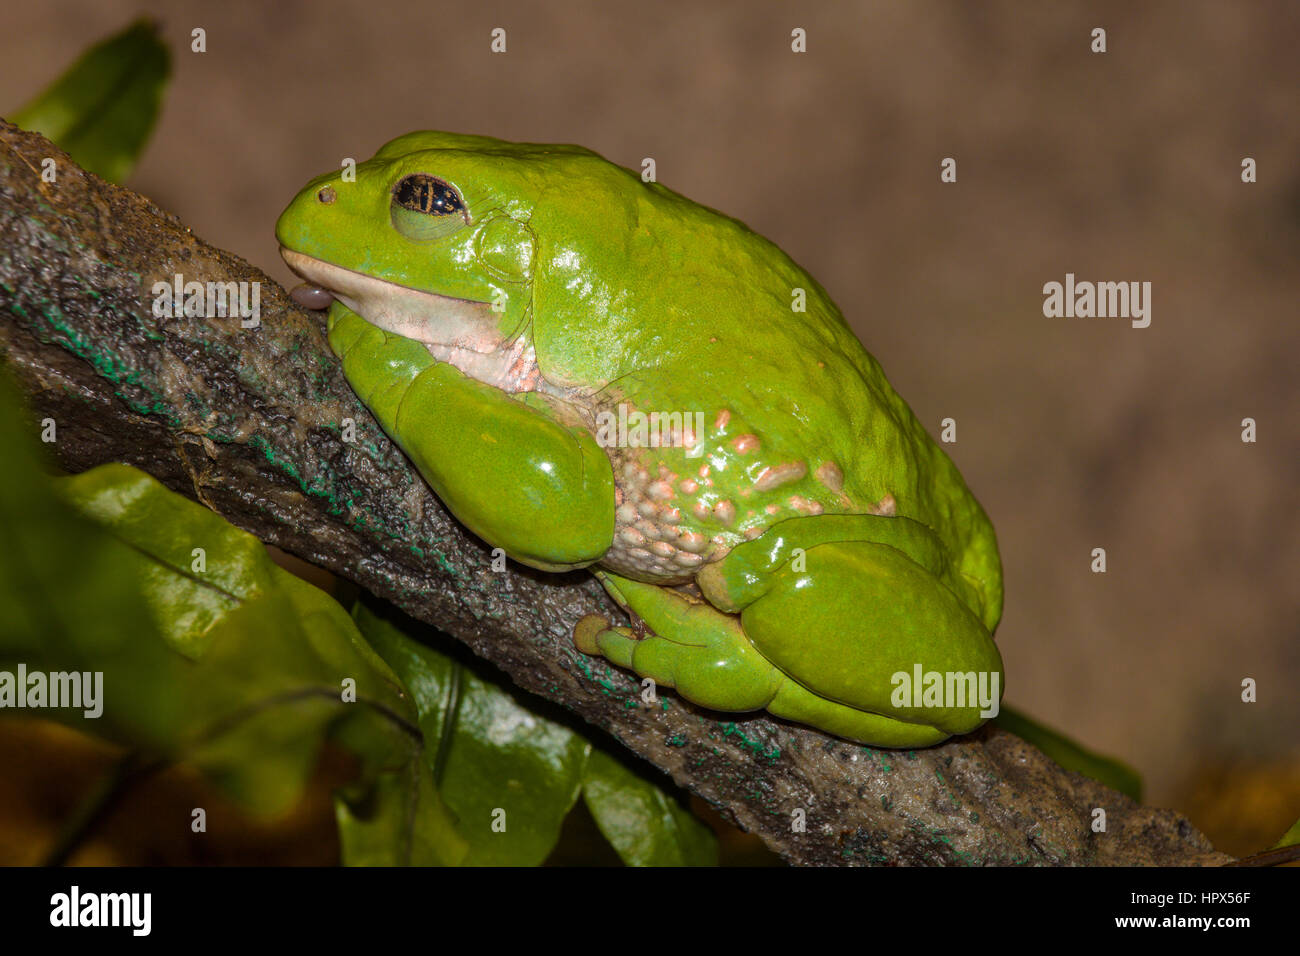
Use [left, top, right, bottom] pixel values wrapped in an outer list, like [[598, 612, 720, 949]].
[[280, 248, 502, 354]]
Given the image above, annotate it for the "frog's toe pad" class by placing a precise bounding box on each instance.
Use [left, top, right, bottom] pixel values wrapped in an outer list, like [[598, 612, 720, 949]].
[[574, 614, 609, 654]]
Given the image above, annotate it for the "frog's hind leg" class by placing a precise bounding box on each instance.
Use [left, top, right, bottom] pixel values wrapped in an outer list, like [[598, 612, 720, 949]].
[[576, 572, 950, 747], [706, 532, 1004, 742]]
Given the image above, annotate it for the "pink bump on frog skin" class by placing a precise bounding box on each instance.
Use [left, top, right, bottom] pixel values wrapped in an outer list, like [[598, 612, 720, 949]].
[[714, 408, 731, 430], [817, 461, 855, 508], [765, 504, 780, 515], [732, 434, 760, 454], [693, 500, 711, 521], [698, 464, 710, 478], [790, 495, 825, 515], [680, 478, 699, 494], [677, 530, 708, 553], [753, 460, 808, 491], [815, 461, 844, 492], [714, 500, 736, 526], [662, 505, 682, 523], [648, 480, 674, 501], [871, 493, 898, 516], [744, 526, 764, 540]]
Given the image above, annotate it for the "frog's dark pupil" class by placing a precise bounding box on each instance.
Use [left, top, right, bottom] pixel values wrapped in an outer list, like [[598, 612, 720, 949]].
[[395, 174, 463, 216]]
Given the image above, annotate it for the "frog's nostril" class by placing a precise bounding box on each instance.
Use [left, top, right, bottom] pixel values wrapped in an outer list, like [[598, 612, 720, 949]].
[[317, 186, 337, 204]]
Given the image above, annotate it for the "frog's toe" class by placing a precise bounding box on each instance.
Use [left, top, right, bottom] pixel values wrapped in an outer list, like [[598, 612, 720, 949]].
[[574, 614, 610, 655], [573, 617, 645, 670]]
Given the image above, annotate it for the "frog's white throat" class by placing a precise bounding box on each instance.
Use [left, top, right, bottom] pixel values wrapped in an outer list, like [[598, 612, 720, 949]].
[[280, 248, 543, 393]]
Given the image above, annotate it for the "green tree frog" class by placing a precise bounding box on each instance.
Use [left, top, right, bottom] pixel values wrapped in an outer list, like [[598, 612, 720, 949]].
[[277, 131, 1004, 748]]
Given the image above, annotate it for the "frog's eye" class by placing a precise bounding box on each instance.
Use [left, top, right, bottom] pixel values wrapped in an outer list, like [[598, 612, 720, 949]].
[[391, 173, 469, 241], [393, 173, 464, 216]]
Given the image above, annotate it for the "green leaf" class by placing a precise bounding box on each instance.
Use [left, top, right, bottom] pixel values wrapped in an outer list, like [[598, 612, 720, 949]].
[[0, 374, 713, 865], [353, 603, 719, 867], [9, 18, 169, 183], [0, 380, 188, 753], [0, 378, 422, 833], [353, 603, 590, 865], [49, 462, 419, 817], [1273, 816, 1300, 850], [582, 748, 718, 866], [53, 459, 476, 860], [335, 758, 467, 867], [994, 706, 1143, 801]]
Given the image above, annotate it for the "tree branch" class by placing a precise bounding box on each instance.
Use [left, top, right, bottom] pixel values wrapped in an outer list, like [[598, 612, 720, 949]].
[[0, 121, 1229, 866]]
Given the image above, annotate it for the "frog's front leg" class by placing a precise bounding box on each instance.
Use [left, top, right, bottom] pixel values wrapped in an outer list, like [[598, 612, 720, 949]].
[[329, 309, 614, 570]]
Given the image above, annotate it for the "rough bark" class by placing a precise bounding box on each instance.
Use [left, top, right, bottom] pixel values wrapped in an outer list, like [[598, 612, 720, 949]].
[[0, 121, 1230, 866]]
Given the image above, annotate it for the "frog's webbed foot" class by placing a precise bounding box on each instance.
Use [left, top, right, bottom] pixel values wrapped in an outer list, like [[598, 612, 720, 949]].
[[573, 576, 783, 712]]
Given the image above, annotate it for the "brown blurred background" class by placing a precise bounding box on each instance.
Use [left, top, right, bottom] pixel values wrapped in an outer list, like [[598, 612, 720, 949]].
[[1, 0, 1296, 862]]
